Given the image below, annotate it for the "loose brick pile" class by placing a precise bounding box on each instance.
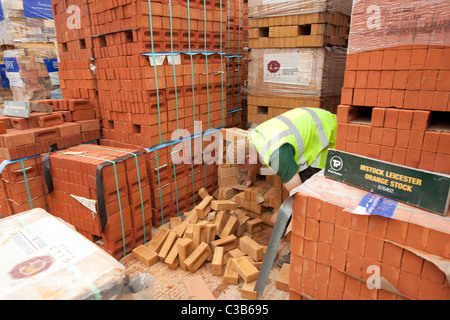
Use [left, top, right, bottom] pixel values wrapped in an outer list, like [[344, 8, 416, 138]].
[[290, 181, 450, 300], [132, 187, 271, 299], [46, 144, 152, 259]]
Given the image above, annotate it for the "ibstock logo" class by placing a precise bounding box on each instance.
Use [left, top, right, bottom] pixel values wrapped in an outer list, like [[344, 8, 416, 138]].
[[267, 60, 280, 73]]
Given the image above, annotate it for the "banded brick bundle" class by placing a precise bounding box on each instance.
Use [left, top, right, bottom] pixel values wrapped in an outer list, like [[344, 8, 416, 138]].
[[337, 0, 450, 175], [289, 173, 450, 300], [246, 0, 351, 124], [45, 144, 152, 259], [3, 48, 60, 102], [0, 156, 48, 217], [0, 48, 14, 109], [100, 130, 218, 227]]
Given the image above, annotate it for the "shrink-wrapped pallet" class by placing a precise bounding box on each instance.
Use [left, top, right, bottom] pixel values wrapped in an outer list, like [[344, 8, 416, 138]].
[[0, 208, 154, 300], [248, 0, 352, 18], [3, 48, 60, 101], [0, 0, 56, 45]]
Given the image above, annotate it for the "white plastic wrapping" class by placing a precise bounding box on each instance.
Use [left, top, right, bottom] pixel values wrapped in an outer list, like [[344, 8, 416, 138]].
[[3, 48, 60, 101], [248, 0, 352, 18], [248, 46, 347, 97], [0, 0, 56, 45], [348, 0, 450, 54], [0, 208, 155, 300]]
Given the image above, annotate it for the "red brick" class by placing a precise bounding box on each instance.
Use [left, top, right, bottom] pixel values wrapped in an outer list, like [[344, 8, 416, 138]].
[[406, 70, 423, 91], [320, 202, 337, 223], [379, 71, 394, 89], [343, 275, 361, 298], [306, 196, 321, 220], [418, 278, 445, 300], [329, 267, 345, 291], [319, 221, 334, 245], [404, 90, 420, 109], [384, 108, 399, 128], [408, 130, 424, 150], [305, 218, 320, 241], [367, 70, 381, 88], [392, 147, 407, 165], [419, 151, 436, 171], [357, 51, 371, 70], [393, 70, 408, 90], [410, 48, 427, 69], [401, 250, 424, 275], [335, 208, 352, 228], [417, 90, 434, 110], [313, 280, 328, 300], [436, 70, 450, 91], [315, 263, 331, 284], [317, 242, 332, 265], [333, 225, 350, 251], [346, 124, 359, 142], [390, 90, 405, 109], [397, 109, 414, 130], [348, 229, 366, 256], [406, 224, 430, 252], [336, 105, 358, 123], [405, 149, 421, 168], [437, 132, 450, 155], [398, 271, 420, 299], [366, 143, 381, 159], [376, 89, 391, 107], [345, 54, 358, 70], [395, 49, 412, 70], [395, 129, 410, 148], [421, 260, 446, 284], [336, 123, 348, 143], [421, 70, 438, 91], [364, 89, 378, 106], [380, 263, 401, 288], [0, 121, 6, 134], [381, 50, 397, 70], [371, 107, 385, 127], [345, 252, 364, 278], [343, 70, 356, 88], [353, 88, 366, 106], [355, 71, 368, 88], [431, 91, 449, 112], [329, 246, 346, 271], [358, 125, 371, 144], [386, 219, 409, 245], [434, 153, 450, 174], [303, 240, 318, 261], [382, 242, 403, 268], [341, 88, 354, 105], [381, 128, 396, 147], [427, 229, 450, 259], [411, 110, 430, 131], [369, 50, 384, 70]]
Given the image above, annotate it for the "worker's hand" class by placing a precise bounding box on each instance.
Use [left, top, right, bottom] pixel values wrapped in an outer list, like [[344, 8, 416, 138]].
[[270, 208, 279, 226]]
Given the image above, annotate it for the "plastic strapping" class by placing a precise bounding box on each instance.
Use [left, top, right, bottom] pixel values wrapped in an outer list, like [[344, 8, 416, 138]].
[[82, 144, 148, 244], [19, 159, 33, 210], [169, 0, 180, 138]]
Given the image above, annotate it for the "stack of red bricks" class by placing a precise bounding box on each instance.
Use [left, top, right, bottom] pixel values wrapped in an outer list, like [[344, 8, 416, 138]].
[[289, 0, 450, 300], [0, 156, 48, 217], [46, 144, 152, 259], [50, 0, 245, 227], [290, 188, 450, 300], [338, 0, 450, 175]]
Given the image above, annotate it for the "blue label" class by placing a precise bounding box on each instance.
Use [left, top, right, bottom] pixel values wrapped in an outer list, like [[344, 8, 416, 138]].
[[23, 0, 54, 20], [0, 64, 10, 89], [358, 193, 397, 218], [4, 57, 20, 73], [44, 58, 59, 73], [0, 2, 4, 22]]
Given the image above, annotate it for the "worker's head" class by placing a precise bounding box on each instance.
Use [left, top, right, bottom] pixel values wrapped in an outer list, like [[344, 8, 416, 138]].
[[226, 139, 259, 168]]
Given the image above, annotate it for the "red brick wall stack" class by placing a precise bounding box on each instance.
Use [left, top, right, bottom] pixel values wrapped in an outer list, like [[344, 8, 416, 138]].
[[337, 0, 450, 174]]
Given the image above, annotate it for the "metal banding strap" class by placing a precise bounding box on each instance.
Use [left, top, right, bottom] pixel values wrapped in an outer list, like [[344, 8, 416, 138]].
[[254, 195, 293, 296]]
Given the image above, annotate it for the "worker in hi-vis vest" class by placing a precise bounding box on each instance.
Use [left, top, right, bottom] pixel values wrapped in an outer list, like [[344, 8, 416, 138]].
[[231, 107, 337, 267]]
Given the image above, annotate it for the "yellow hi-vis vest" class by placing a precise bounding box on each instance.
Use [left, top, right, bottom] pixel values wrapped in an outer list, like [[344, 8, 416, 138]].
[[247, 108, 337, 172]]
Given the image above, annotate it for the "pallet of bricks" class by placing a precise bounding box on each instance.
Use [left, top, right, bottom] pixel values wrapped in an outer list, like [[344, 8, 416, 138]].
[[246, 0, 351, 125], [50, 0, 247, 228], [0, 100, 102, 218], [0, 0, 60, 102], [289, 0, 450, 300], [131, 127, 290, 299], [0, 47, 14, 110]]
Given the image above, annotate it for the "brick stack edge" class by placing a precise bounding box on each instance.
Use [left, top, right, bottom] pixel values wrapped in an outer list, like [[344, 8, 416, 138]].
[[289, 0, 450, 300], [290, 193, 450, 300]]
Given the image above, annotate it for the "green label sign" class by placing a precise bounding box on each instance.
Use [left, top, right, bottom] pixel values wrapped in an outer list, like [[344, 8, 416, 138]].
[[324, 149, 450, 216]]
